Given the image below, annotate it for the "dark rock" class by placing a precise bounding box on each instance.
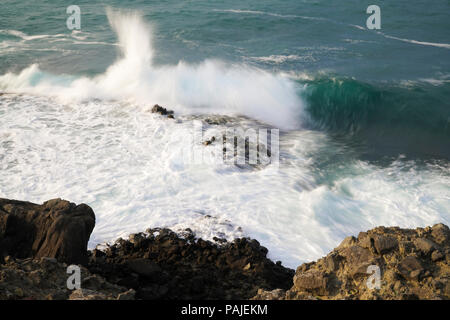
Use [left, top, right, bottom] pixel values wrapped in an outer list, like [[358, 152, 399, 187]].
[[151, 104, 174, 117], [128, 233, 145, 245], [203, 136, 216, 146], [126, 259, 163, 280], [398, 256, 424, 280], [373, 235, 398, 254], [138, 284, 169, 300], [87, 228, 294, 299], [0, 198, 95, 265]]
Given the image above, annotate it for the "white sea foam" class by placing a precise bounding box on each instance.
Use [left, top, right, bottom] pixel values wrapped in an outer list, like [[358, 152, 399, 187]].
[[0, 29, 63, 41], [0, 10, 449, 269], [378, 32, 450, 49], [0, 94, 448, 268], [248, 55, 304, 64], [216, 9, 450, 49], [213, 9, 327, 21], [0, 9, 304, 130]]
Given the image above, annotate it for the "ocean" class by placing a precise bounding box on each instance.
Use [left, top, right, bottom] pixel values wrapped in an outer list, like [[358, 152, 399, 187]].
[[0, 0, 449, 268]]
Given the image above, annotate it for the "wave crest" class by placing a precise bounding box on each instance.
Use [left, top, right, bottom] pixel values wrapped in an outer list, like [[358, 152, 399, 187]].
[[0, 9, 304, 130]]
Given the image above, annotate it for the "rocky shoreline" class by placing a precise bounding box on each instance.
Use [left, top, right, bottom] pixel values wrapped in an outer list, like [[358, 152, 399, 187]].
[[1, 198, 449, 300]]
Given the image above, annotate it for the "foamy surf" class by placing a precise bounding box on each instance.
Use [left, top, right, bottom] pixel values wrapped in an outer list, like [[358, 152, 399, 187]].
[[0, 9, 304, 131], [1, 89, 449, 268], [0, 8, 449, 269]]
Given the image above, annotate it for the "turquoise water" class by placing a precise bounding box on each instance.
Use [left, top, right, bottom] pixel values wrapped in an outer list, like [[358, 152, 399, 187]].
[[0, 1, 449, 266], [1, 0, 449, 157], [1, 0, 449, 78]]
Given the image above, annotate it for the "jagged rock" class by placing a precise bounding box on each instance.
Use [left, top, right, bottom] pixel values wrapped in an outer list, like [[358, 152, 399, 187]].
[[129, 233, 145, 244], [251, 288, 286, 300], [0, 198, 95, 264], [87, 228, 294, 299], [151, 104, 174, 117], [341, 245, 378, 278], [431, 250, 444, 262], [1, 197, 448, 301], [373, 235, 398, 254], [0, 257, 128, 300], [414, 238, 437, 256], [431, 224, 450, 245], [398, 256, 423, 280], [267, 224, 450, 300], [293, 270, 328, 295]]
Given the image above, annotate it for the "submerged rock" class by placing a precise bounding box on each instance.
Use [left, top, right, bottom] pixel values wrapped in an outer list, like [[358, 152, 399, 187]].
[[151, 104, 174, 117], [202, 136, 216, 146], [0, 198, 95, 265]]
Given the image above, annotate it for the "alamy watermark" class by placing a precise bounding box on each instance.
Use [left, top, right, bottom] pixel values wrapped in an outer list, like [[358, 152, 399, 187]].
[[366, 264, 381, 290], [366, 5, 381, 30], [65, 4, 381, 32], [66, 5, 81, 30], [180, 120, 279, 168], [66, 265, 81, 290]]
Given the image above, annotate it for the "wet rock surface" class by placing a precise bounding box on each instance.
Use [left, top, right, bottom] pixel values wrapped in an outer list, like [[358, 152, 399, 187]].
[[0, 198, 95, 265], [253, 224, 450, 300], [87, 228, 294, 299], [151, 104, 174, 118]]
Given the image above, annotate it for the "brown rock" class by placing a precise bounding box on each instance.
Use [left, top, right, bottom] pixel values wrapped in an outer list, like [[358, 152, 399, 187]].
[[373, 235, 398, 254], [251, 288, 286, 300], [414, 238, 437, 255], [431, 224, 450, 245], [293, 270, 328, 294], [0, 257, 125, 300], [398, 256, 423, 280], [338, 236, 357, 250], [323, 253, 340, 272], [399, 241, 415, 255], [431, 250, 444, 262], [151, 104, 174, 116], [284, 225, 449, 300], [0, 198, 95, 264], [341, 245, 376, 277], [69, 289, 109, 300]]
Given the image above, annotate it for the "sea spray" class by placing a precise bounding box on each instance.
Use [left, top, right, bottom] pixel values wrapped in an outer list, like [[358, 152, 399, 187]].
[[1, 4, 449, 270], [0, 9, 305, 130]]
